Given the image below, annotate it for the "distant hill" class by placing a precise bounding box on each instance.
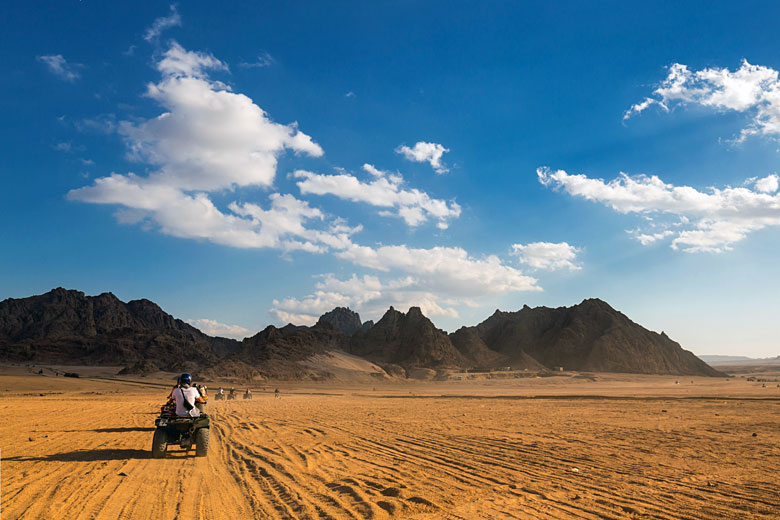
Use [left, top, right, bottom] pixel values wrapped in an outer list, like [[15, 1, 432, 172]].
[[0, 288, 240, 372], [698, 355, 752, 364], [462, 299, 722, 377], [699, 355, 780, 366], [208, 322, 348, 380]]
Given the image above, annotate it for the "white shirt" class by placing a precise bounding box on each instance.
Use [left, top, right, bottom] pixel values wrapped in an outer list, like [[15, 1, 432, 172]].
[[173, 386, 201, 417]]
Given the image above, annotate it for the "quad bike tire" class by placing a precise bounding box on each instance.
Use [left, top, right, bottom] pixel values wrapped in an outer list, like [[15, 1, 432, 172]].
[[195, 428, 210, 457], [152, 429, 168, 458]]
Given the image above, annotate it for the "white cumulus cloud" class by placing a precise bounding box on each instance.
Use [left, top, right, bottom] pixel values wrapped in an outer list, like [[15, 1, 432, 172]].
[[272, 242, 541, 326], [538, 166, 780, 253], [294, 164, 461, 228], [754, 173, 779, 194], [69, 42, 331, 251], [271, 273, 470, 325], [396, 141, 450, 173], [511, 242, 581, 271], [336, 244, 540, 295], [624, 60, 780, 141]]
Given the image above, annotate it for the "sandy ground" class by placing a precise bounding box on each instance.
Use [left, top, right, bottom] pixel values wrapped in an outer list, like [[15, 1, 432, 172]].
[[2, 367, 779, 519]]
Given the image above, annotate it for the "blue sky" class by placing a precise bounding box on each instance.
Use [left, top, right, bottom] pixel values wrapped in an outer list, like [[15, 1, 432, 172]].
[[2, 1, 780, 357]]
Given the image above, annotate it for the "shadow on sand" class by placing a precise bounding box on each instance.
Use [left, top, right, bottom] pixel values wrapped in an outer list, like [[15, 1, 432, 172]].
[[93, 427, 155, 433], [31, 427, 156, 433], [5, 448, 151, 462]]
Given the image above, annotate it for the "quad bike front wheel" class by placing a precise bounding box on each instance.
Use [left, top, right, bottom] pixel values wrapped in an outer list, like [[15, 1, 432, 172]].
[[195, 428, 210, 457], [152, 429, 168, 458]]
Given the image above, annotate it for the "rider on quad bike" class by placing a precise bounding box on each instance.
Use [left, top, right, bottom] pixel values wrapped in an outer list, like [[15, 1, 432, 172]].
[[173, 373, 204, 416], [152, 373, 210, 458]]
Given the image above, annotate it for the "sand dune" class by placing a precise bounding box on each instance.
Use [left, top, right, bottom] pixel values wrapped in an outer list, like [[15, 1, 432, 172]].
[[2, 370, 779, 519]]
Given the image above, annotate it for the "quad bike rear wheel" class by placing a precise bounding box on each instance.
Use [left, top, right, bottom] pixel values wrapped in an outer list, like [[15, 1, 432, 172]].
[[152, 429, 168, 458], [195, 428, 210, 457]]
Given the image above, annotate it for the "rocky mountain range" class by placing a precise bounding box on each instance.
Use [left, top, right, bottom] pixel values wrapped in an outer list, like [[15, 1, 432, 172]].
[[0, 288, 723, 379], [0, 288, 239, 373]]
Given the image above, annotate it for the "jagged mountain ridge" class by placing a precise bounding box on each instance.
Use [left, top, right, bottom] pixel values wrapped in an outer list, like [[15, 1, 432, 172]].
[[0, 288, 239, 371], [466, 299, 722, 376], [349, 306, 467, 369], [0, 288, 723, 377]]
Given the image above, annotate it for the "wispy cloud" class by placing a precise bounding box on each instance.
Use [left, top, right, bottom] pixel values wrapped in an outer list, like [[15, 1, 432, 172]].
[[75, 114, 117, 134], [144, 4, 182, 42], [511, 242, 582, 271], [624, 60, 780, 142], [238, 51, 274, 69], [539, 166, 780, 253], [37, 55, 82, 82], [294, 164, 461, 229], [396, 141, 450, 174]]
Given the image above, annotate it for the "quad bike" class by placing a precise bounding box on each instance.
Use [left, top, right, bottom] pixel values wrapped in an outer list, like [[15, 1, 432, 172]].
[[152, 412, 210, 458], [214, 391, 225, 401], [227, 392, 237, 401], [243, 391, 252, 400]]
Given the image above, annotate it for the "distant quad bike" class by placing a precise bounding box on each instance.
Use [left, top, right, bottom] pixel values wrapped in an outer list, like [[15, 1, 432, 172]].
[[214, 389, 225, 400], [227, 390, 237, 401], [152, 413, 210, 458], [243, 390, 252, 400]]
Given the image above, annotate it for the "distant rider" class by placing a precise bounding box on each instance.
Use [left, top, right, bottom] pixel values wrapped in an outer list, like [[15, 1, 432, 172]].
[[173, 373, 204, 417]]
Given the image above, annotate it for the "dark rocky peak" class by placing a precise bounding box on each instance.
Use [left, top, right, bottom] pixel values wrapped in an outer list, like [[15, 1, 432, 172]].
[[449, 326, 507, 368], [406, 306, 424, 320], [350, 306, 466, 368], [317, 307, 364, 336], [47, 287, 85, 300], [126, 298, 178, 329], [469, 299, 723, 377]]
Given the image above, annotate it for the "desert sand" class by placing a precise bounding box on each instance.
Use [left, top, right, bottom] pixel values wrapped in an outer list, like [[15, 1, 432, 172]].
[[2, 366, 779, 519]]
